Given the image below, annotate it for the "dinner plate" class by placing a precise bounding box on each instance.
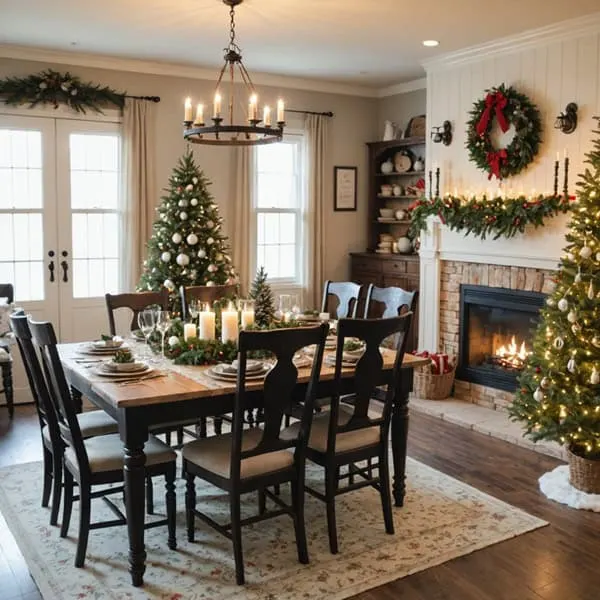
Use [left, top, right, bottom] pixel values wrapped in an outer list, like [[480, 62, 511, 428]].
[[293, 354, 313, 368], [92, 339, 124, 350], [131, 329, 146, 342], [78, 343, 129, 356], [325, 355, 359, 368], [295, 314, 320, 322], [94, 365, 153, 378], [226, 360, 265, 374], [102, 361, 148, 374], [206, 364, 270, 382]]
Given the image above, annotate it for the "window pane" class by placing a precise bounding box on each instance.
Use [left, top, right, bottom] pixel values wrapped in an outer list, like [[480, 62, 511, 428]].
[[257, 142, 294, 174], [279, 213, 296, 244], [257, 173, 296, 209], [279, 245, 296, 279]]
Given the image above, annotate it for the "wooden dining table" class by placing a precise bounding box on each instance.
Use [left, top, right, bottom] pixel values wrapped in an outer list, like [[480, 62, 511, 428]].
[[59, 340, 429, 587]]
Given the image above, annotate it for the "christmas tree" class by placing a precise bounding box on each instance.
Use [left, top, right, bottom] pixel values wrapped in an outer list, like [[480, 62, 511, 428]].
[[510, 127, 600, 459], [250, 267, 275, 327], [138, 151, 236, 310]]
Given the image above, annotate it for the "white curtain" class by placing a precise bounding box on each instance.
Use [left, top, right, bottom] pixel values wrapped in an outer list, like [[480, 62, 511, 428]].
[[305, 114, 329, 308], [232, 147, 252, 295], [120, 98, 157, 291]]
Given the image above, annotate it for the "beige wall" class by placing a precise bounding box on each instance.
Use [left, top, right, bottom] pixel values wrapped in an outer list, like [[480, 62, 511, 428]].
[[377, 89, 427, 140], [0, 56, 379, 285]]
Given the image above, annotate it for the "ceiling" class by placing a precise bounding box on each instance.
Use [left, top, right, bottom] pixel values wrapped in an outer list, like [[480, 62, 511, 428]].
[[1, 0, 599, 88]]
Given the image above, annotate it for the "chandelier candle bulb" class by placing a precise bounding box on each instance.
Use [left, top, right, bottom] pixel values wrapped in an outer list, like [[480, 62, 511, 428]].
[[277, 99, 285, 123], [214, 93, 222, 119], [221, 302, 239, 343], [248, 94, 257, 121], [194, 103, 204, 125], [183, 322, 197, 342], [199, 306, 216, 341], [184, 97, 193, 123], [263, 105, 271, 126]]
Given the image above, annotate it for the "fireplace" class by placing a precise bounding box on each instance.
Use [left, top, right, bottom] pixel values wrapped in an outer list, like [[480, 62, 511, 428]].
[[457, 285, 545, 392]]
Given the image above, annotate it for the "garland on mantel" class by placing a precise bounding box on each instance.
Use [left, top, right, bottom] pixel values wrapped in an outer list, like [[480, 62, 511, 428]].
[[0, 69, 125, 113], [408, 193, 574, 241]]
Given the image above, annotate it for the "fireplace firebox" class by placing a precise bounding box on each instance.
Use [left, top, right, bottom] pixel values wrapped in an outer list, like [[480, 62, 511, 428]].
[[457, 285, 545, 392]]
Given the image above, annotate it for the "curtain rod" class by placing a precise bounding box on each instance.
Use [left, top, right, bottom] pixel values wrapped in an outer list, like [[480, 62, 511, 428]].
[[286, 109, 334, 117], [124, 95, 161, 103]]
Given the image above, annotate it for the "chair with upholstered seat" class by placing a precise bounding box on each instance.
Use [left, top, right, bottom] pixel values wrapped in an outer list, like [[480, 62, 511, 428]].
[[282, 314, 412, 554], [29, 318, 177, 567], [321, 280, 363, 319], [10, 313, 119, 526], [182, 323, 328, 585]]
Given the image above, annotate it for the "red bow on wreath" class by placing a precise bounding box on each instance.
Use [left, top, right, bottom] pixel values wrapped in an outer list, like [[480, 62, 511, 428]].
[[476, 91, 509, 136], [486, 149, 507, 180]]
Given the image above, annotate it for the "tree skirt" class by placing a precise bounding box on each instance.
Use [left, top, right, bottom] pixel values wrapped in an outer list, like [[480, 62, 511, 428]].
[[0, 458, 547, 600], [539, 465, 600, 511]]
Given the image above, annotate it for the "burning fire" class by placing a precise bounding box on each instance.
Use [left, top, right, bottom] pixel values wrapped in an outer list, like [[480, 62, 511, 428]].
[[495, 336, 531, 368]]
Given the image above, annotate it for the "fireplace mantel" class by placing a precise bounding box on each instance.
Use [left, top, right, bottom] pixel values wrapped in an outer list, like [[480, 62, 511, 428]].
[[418, 216, 565, 352]]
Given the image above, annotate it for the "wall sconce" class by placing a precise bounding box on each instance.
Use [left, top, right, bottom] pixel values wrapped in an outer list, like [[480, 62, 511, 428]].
[[554, 103, 578, 134], [431, 120, 453, 146]]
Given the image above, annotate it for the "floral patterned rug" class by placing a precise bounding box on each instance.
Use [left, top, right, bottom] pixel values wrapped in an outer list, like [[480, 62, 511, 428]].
[[0, 457, 546, 600]]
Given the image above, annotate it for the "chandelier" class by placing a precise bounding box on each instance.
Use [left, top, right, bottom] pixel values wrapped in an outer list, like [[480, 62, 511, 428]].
[[182, 0, 285, 146]]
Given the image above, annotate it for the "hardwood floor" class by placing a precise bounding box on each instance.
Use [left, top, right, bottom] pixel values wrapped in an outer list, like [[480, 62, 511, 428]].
[[0, 404, 598, 600]]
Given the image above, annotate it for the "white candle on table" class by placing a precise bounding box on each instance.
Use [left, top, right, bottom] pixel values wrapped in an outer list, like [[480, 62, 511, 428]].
[[199, 309, 215, 341], [184, 323, 197, 341], [184, 97, 192, 122], [194, 103, 204, 125], [241, 307, 255, 329], [277, 99, 285, 122], [263, 105, 271, 126], [221, 303, 239, 343], [283, 311, 292, 323], [214, 92, 222, 118]]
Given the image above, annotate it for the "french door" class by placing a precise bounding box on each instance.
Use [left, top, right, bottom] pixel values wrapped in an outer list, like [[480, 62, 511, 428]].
[[0, 112, 122, 401]]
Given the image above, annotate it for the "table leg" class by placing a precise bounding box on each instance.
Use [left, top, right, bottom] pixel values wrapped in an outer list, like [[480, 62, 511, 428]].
[[2, 362, 14, 419], [70, 386, 83, 413], [122, 417, 148, 587], [391, 369, 413, 507]]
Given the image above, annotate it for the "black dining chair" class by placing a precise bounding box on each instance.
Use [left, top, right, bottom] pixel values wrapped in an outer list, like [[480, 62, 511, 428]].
[[105, 289, 170, 337], [182, 323, 328, 585], [0, 283, 15, 418], [282, 314, 413, 554], [10, 313, 119, 526], [321, 280, 363, 319], [29, 317, 177, 567]]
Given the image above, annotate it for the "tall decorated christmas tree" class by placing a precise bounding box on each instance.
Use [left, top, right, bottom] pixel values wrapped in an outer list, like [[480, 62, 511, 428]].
[[138, 151, 236, 309], [510, 127, 600, 472]]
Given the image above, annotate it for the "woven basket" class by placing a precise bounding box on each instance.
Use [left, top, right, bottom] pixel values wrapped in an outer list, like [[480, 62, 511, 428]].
[[568, 447, 600, 494], [413, 365, 456, 400]]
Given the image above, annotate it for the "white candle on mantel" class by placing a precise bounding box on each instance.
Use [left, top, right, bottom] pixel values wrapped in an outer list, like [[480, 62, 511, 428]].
[[241, 307, 255, 329], [199, 309, 216, 341], [214, 92, 222, 118], [263, 105, 271, 126], [221, 303, 239, 343], [194, 103, 204, 125], [184, 97, 193, 122], [184, 323, 197, 342], [277, 98, 285, 123]]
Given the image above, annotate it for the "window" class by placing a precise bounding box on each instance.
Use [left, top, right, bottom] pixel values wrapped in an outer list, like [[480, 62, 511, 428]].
[[253, 134, 305, 285]]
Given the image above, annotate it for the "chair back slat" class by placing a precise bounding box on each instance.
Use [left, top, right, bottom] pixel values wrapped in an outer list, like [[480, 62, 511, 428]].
[[179, 284, 238, 321], [105, 289, 169, 335], [230, 324, 328, 481], [321, 280, 363, 319], [28, 319, 91, 474], [0, 284, 14, 304], [364, 285, 417, 319], [328, 315, 413, 452]]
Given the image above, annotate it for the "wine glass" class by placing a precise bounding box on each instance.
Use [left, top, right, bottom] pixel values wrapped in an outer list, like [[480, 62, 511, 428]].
[[188, 299, 200, 324], [155, 310, 172, 358], [278, 294, 292, 322], [290, 294, 301, 318], [137, 310, 155, 356]]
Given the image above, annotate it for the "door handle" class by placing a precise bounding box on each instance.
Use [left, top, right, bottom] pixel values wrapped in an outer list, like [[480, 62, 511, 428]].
[[60, 260, 69, 283], [47, 250, 55, 283]]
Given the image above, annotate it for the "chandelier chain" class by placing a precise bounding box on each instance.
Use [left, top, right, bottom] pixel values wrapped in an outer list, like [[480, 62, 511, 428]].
[[229, 5, 236, 49]]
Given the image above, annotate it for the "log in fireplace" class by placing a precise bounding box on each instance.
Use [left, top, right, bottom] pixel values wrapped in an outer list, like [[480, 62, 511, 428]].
[[457, 284, 545, 392]]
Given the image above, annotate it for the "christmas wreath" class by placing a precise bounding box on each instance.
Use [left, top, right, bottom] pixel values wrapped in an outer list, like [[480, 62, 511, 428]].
[[409, 193, 573, 241], [466, 84, 542, 180]]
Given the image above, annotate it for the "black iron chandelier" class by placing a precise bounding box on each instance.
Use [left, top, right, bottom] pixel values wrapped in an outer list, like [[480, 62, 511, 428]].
[[183, 0, 285, 146]]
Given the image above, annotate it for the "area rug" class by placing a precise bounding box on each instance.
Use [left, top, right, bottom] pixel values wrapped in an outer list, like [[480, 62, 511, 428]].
[[540, 464, 600, 511], [0, 458, 546, 600]]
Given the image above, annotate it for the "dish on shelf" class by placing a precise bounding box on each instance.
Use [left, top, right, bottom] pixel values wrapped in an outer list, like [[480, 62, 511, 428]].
[[379, 208, 395, 218], [393, 150, 413, 173]]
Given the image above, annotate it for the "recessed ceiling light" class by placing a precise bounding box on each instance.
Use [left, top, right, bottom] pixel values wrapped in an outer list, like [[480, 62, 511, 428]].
[[422, 40, 439, 47]]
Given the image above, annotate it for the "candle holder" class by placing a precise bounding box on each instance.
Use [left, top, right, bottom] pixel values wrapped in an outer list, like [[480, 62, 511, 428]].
[[554, 160, 559, 196], [249, 118, 261, 127], [563, 156, 570, 199], [428, 170, 433, 200], [183, 120, 193, 130], [435, 167, 440, 199]]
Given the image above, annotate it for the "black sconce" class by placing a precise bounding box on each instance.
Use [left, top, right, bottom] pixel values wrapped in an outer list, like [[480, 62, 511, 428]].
[[431, 120, 453, 146], [554, 103, 578, 134]]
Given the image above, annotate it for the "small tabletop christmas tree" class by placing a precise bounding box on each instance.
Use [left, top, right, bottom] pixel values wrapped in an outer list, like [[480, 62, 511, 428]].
[[250, 266, 275, 328], [138, 151, 236, 310], [510, 127, 600, 464]]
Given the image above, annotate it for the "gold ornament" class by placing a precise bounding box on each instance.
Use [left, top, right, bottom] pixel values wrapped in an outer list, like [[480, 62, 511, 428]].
[[588, 281, 595, 300], [580, 245, 593, 259], [553, 337, 565, 349], [592, 336, 600, 348], [591, 367, 600, 385], [540, 376, 550, 389]]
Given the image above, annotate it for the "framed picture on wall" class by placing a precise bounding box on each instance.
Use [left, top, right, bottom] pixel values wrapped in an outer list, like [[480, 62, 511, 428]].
[[333, 166, 357, 212]]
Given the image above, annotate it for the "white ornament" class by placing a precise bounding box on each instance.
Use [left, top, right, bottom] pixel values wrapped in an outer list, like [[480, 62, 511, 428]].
[[575, 271, 582, 284], [572, 323, 582, 334], [567, 310, 577, 323], [592, 367, 600, 385], [191, 198, 198, 206], [178, 199, 188, 207], [533, 387, 544, 402], [164, 279, 175, 291], [190, 270, 197, 280], [546, 298, 556, 307], [580, 245, 593, 259], [207, 264, 216, 273], [596, 252, 600, 262], [172, 233, 182, 244], [557, 298, 569, 312], [176, 253, 190, 267], [197, 249, 206, 259], [180, 212, 188, 221], [161, 214, 168, 221], [207, 220, 214, 229], [187, 233, 198, 245], [206, 281, 215, 287], [161, 251, 171, 263], [192, 177, 198, 184], [553, 337, 565, 349], [540, 377, 550, 389], [168, 335, 180, 348], [207, 237, 214, 245], [588, 281, 595, 300], [216, 253, 223, 261], [185, 184, 194, 191], [567, 358, 577, 373], [565, 252, 575, 261]]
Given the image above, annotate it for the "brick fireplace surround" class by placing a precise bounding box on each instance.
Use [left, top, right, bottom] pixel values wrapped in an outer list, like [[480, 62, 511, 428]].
[[438, 261, 556, 409]]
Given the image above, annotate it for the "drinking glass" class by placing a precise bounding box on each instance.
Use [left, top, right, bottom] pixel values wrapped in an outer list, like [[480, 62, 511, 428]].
[[278, 294, 292, 321], [155, 310, 172, 358], [188, 299, 200, 323], [137, 310, 156, 357], [290, 294, 301, 318]]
